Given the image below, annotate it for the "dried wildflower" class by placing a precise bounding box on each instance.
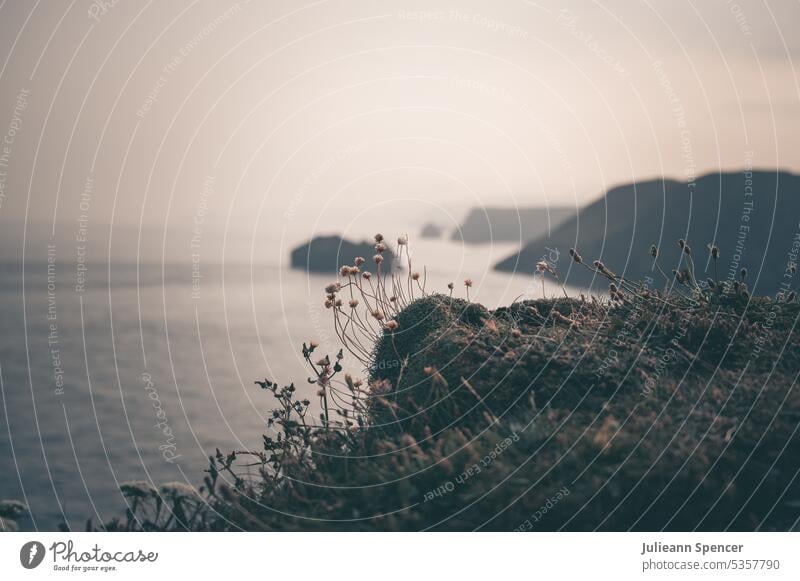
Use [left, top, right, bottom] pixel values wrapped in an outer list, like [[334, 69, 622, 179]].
[[309, 340, 319, 349], [374, 233, 384, 243], [385, 320, 399, 332], [536, 261, 548, 273], [316, 389, 325, 397], [678, 238, 686, 249], [316, 355, 330, 367], [397, 234, 408, 246], [683, 243, 692, 256], [594, 260, 615, 278], [569, 248, 583, 264], [324, 299, 333, 309], [348, 299, 359, 308], [354, 256, 365, 266], [370, 378, 392, 395], [353, 378, 363, 388], [411, 272, 420, 281], [324, 282, 341, 294], [464, 279, 473, 287], [371, 310, 384, 321], [373, 254, 384, 265], [334, 298, 343, 307], [389, 296, 398, 303], [375, 242, 386, 253], [447, 282, 454, 290], [340, 265, 350, 277], [650, 245, 658, 258], [362, 271, 372, 280]]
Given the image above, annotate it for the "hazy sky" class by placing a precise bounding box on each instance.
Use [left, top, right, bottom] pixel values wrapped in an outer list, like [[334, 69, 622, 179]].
[[0, 0, 799, 256]]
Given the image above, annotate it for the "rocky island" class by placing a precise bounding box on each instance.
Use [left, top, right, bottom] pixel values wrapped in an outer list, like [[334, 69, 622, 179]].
[[454, 206, 574, 244], [290, 235, 395, 273]]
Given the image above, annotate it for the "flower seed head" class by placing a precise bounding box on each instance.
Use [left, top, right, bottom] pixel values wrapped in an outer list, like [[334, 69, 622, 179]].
[[650, 244, 658, 258], [354, 256, 365, 266], [362, 271, 372, 280], [385, 320, 399, 331], [373, 254, 383, 264], [569, 248, 583, 264], [397, 234, 408, 246], [411, 272, 420, 280], [374, 233, 384, 243], [464, 278, 473, 287]]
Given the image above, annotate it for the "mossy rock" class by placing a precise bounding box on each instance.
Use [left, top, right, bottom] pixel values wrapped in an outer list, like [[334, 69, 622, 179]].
[[112, 292, 800, 531], [361, 293, 800, 530]]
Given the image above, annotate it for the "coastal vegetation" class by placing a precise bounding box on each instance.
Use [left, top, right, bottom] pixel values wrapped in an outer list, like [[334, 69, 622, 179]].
[[51, 233, 800, 531]]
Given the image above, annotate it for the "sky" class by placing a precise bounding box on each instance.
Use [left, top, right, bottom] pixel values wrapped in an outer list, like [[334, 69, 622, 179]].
[[0, 0, 798, 260]]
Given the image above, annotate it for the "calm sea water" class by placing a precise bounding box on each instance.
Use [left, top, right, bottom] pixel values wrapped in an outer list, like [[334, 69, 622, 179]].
[[0, 239, 561, 530]]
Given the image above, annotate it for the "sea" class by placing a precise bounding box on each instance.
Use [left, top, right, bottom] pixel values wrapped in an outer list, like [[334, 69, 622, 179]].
[[0, 236, 566, 530]]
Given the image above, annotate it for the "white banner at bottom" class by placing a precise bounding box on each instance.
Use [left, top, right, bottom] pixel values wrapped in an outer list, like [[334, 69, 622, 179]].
[[0, 532, 797, 580]]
